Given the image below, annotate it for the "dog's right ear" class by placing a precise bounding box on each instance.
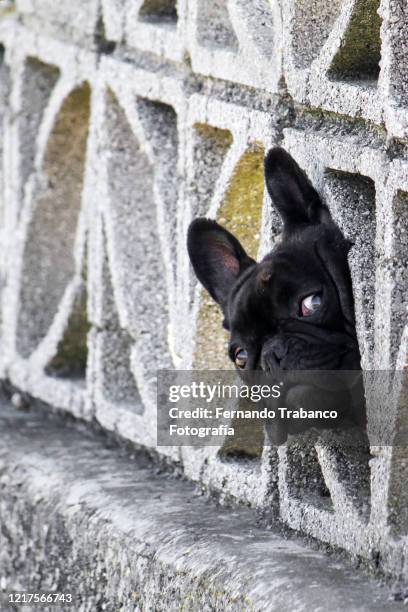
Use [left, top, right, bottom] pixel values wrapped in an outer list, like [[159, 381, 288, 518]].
[[187, 219, 255, 311], [264, 147, 331, 233]]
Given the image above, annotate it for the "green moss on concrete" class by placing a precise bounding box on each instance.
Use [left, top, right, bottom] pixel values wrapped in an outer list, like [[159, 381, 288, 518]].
[[329, 0, 381, 81], [45, 286, 90, 380]]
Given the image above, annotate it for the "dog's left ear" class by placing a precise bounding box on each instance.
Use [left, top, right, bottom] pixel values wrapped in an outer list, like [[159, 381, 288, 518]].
[[264, 147, 331, 234], [187, 219, 255, 311]]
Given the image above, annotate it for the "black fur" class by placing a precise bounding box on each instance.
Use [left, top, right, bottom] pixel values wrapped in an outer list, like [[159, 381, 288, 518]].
[[187, 148, 366, 442], [187, 147, 361, 373]]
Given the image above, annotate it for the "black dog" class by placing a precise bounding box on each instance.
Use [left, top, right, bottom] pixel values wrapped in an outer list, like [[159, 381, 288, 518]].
[[187, 148, 364, 442]]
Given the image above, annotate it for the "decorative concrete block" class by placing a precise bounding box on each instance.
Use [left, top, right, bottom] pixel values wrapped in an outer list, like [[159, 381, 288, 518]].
[[15, 0, 99, 43], [0, 24, 95, 419], [101, 0, 184, 61], [187, 0, 282, 91], [0, 0, 406, 582], [283, 0, 383, 123]]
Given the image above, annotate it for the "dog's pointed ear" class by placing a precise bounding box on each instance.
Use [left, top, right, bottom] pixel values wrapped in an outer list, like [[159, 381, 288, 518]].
[[187, 219, 255, 310], [264, 148, 331, 232]]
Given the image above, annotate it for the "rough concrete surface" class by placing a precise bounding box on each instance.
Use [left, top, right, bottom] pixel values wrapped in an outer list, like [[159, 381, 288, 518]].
[[0, 0, 407, 590], [0, 401, 404, 612]]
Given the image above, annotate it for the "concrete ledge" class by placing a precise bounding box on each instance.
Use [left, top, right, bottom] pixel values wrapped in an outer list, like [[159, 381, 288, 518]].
[[0, 401, 403, 611]]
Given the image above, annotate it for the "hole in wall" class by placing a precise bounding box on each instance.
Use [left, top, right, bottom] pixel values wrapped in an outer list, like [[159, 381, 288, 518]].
[[322, 438, 371, 519], [217, 398, 265, 462], [138, 0, 177, 25], [285, 434, 371, 519], [328, 0, 382, 83], [291, 0, 343, 69], [45, 284, 90, 381], [16, 83, 91, 358], [197, 0, 239, 51], [105, 90, 171, 375], [323, 169, 376, 360], [284, 436, 334, 512]]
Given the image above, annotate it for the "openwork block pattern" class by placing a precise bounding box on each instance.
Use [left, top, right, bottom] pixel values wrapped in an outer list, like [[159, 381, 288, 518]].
[[0, 0, 407, 580]]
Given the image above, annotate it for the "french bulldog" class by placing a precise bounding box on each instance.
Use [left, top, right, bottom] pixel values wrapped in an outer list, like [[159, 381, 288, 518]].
[[187, 148, 365, 443]]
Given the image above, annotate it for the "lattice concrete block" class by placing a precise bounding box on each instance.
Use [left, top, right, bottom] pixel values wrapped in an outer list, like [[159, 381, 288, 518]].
[[278, 434, 371, 549], [0, 24, 95, 418], [187, 0, 282, 91], [384, 377, 408, 545], [282, 0, 344, 102], [282, 0, 407, 135], [83, 59, 184, 458], [0, 0, 407, 583], [126, 0, 183, 61], [15, 0, 99, 43], [283, 0, 383, 123], [100, 0, 184, 61], [266, 128, 408, 572], [277, 417, 408, 576], [14, 85, 89, 360]]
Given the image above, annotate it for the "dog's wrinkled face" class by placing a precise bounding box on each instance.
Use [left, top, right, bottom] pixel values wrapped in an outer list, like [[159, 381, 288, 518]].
[[187, 148, 361, 372]]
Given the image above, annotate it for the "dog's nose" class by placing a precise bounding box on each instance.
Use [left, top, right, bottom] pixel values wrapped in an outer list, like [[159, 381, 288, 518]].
[[261, 337, 288, 369]]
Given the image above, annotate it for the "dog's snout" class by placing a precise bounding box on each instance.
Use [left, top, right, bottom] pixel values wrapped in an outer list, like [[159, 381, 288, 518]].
[[261, 336, 288, 369], [270, 338, 288, 361]]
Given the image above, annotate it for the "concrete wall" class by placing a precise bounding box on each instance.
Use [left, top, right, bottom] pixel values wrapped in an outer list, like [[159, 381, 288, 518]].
[[0, 0, 407, 582]]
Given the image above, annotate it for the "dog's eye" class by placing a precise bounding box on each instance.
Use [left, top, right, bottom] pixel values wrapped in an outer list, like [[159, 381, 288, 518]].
[[300, 294, 322, 317], [234, 347, 248, 369]]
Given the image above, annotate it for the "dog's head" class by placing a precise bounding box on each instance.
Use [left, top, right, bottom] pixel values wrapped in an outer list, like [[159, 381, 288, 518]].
[[187, 148, 361, 372]]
